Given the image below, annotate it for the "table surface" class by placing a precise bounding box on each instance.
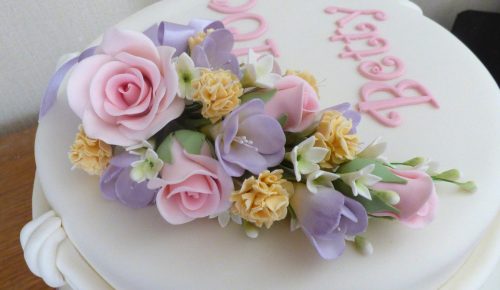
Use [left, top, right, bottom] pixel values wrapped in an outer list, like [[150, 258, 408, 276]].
[[0, 126, 50, 289]]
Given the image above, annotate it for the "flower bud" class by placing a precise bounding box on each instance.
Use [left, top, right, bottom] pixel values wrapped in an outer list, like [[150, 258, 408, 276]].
[[373, 190, 400, 205], [354, 236, 373, 256], [243, 221, 260, 239], [460, 181, 477, 193], [434, 169, 461, 181], [402, 157, 425, 167]]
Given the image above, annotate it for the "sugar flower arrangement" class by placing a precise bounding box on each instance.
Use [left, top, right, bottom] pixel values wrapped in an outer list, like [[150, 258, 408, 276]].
[[62, 19, 475, 260]]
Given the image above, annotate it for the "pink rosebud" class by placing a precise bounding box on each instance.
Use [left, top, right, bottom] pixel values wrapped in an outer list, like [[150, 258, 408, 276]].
[[264, 75, 320, 132], [67, 28, 184, 146], [153, 139, 233, 224], [371, 169, 438, 228]]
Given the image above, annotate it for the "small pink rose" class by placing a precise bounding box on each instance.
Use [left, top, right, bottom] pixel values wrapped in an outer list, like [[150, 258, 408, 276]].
[[372, 169, 438, 228], [153, 140, 233, 224], [67, 28, 184, 146], [264, 75, 320, 132]]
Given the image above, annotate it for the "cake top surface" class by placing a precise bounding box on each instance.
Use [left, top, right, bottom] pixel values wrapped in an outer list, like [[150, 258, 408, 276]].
[[34, 0, 500, 289]]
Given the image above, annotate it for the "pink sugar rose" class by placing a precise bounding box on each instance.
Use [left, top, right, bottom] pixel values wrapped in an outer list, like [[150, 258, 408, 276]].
[[371, 169, 439, 228], [67, 28, 184, 146], [264, 75, 320, 132], [152, 139, 233, 224]]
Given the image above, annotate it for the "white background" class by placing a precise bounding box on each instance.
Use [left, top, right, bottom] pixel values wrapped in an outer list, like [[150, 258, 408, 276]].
[[0, 0, 499, 136]]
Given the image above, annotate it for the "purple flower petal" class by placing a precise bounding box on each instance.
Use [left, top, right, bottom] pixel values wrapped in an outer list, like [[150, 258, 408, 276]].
[[215, 99, 285, 177], [192, 28, 242, 78], [306, 228, 346, 260], [222, 142, 268, 175], [99, 152, 158, 208], [239, 114, 286, 155], [341, 197, 368, 236], [115, 168, 157, 208], [291, 184, 368, 260]]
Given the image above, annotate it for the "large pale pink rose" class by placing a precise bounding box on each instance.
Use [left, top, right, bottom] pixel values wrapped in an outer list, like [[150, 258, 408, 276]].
[[67, 28, 184, 146], [264, 75, 320, 132], [371, 169, 438, 228], [153, 139, 233, 224]]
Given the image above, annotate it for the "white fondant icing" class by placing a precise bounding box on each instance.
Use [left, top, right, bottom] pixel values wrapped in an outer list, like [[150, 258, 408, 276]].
[[20, 211, 66, 287], [20, 208, 113, 289], [440, 212, 500, 290], [31, 0, 500, 289]]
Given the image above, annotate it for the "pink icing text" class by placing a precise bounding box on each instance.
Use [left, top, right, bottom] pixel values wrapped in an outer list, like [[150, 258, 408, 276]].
[[325, 6, 438, 127], [358, 80, 439, 127], [208, 0, 280, 57], [358, 56, 405, 81]]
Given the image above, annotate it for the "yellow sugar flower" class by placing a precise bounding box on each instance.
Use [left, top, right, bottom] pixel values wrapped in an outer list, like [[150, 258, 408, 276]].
[[69, 126, 112, 175], [188, 29, 214, 52], [286, 70, 319, 94], [231, 170, 293, 228], [314, 111, 359, 167], [192, 69, 243, 123]]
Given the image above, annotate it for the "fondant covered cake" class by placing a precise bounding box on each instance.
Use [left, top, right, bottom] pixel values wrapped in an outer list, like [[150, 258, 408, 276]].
[[21, 0, 500, 289]]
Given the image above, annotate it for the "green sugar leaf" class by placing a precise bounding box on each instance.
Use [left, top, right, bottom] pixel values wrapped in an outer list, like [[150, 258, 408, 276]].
[[175, 130, 206, 155], [337, 158, 407, 184], [277, 114, 288, 127], [240, 88, 277, 104], [157, 134, 174, 164]]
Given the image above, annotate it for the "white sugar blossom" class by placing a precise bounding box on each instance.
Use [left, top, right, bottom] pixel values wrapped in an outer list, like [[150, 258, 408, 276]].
[[126, 139, 155, 155], [306, 170, 339, 194], [130, 148, 164, 183], [176, 52, 199, 99], [241, 49, 281, 88], [357, 137, 387, 160], [289, 136, 329, 182], [339, 164, 382, 200], [210, 210, 242, 228]]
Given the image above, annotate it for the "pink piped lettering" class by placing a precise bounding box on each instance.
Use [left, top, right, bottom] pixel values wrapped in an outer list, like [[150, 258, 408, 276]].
[[330, 23, 378, 43], [208, 0, 257, 14], [358, 80, 439, 127], [340, 37, 390, 60], [232, 39, 281, 57], [358, 56, 405, 81], [324, 6, 387, 27], [223, 12, 268, 41]]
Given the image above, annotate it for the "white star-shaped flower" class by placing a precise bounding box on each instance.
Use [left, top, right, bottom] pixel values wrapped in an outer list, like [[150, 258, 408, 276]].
[[339, 164, 382, 200], [130, 148, 164, 183], [209, 210, 242, 228], [176, 52, 199, 99], [306, 170, 339, 194], [357, 137, 387, 161], [241, 49, 281, 88], [289, 136, 329, 182]]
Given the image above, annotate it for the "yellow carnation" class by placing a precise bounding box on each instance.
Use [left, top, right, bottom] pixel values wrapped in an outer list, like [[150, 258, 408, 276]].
[[192, 69, 243, 123], [188, 29, 214, 52], [231, 170, 293, 228], [314, 111, 359, 167], [286, 70, 319, 94], [69, 126, 112, 175]]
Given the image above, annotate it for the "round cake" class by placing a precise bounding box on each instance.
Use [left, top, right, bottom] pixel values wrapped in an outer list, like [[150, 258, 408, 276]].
[[21, 0, 500, 289]]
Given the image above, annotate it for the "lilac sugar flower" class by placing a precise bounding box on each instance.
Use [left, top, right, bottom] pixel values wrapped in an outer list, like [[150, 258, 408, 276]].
[[290, 183, 368, 260], [144, 19, 224, 56], [100, 152, 158, 208], [214, 99, 286, 177], [191, 29, 241, 77]]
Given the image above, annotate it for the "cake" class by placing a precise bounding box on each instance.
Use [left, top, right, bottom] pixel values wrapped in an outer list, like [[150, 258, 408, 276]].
[[20, 0, 500, 289]]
